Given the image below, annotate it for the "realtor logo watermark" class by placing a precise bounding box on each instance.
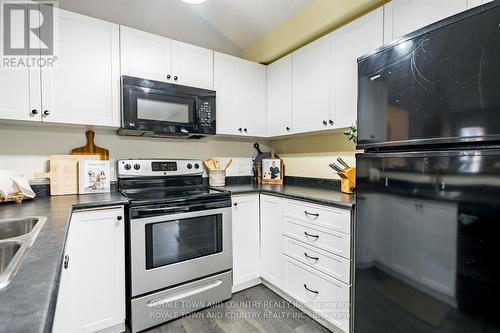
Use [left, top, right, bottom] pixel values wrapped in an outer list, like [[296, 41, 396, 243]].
[[1, 1, 57, 69]]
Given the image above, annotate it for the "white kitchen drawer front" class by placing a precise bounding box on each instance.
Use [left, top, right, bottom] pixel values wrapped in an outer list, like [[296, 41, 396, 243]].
[[284, 199, 351, 234], [284, 218, 351, 259], [285, 257, 350, 333], [284, 236, 350, 284]]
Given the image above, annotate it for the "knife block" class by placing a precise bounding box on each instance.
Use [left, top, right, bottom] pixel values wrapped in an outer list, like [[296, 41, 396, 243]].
[[338, 167, 356, 194]]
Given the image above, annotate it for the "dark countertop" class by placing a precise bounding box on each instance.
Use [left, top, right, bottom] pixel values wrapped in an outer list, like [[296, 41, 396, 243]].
[[213, 184, 355, 209], [0, 192, 128, 333]]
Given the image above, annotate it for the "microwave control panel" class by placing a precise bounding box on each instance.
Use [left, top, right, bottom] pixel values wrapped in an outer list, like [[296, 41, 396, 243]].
[[198, 101, 214, 126]]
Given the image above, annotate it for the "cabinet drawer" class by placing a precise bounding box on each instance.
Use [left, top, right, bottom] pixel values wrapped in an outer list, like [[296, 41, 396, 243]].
[[284, 218, 351, 259], [285, 257, 350, 333], [284, 199, 351, 234], [284, 236, 350, 284], [131, 271, 232, 332]]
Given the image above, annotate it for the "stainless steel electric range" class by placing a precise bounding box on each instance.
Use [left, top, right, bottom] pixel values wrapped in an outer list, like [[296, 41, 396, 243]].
[[118, 159, 232, 333]]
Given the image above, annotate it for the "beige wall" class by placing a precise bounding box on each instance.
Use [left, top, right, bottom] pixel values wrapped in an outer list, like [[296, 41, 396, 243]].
[[270, 131, 356, 180], [244, 0, 386, 64], [0, 123, 270, 183]]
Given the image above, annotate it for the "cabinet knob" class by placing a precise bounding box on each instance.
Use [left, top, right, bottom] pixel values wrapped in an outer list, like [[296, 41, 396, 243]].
[[243, 128, 247, 133], [63, 255, 69, 269], [43, 110, 50, 117], [174, 76, 178, 81], [233, 202, 238, 206], [322, 120, 327, 126], [286, 126, 290, 131], [117, 216, 123, 221], [31, 109, 38, 115], [167, 74, 171, 80], [329, 120, 334, 125], [238, 128, 242, 132]]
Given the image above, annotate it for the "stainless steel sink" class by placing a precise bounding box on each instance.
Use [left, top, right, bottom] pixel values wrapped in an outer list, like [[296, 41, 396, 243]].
[[0, 216, 46, 289], [0, 242, 21, 274], [0, 218, 38, 240]]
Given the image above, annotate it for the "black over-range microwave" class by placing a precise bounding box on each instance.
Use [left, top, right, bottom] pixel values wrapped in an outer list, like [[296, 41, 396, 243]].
[[118, 76, 216, 138]]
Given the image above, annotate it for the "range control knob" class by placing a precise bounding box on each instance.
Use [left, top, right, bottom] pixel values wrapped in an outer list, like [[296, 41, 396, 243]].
[[194, 163, 200, 169], [187, 163, 193, 169], [124, 164, 132, 171], [133, 164, 141, 170]]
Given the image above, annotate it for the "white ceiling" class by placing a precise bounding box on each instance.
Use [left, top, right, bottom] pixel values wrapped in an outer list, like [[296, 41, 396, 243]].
[[54, 0, 313, 58]]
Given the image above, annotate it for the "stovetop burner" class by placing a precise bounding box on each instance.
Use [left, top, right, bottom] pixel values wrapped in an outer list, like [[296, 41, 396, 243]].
[[117, 159, 230, 206]]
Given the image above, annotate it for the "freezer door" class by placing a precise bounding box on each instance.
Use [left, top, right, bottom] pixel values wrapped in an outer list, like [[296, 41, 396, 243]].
[[354, 150, 500, 332], [357, 3, 500, 149]]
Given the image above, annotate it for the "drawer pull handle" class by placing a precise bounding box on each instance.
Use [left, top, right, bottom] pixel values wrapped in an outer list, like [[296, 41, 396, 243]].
[[304, 211, 319, 218], [304, 252, 319, 262], [304, 231, 320, 239], [304, 284, 319, 294]]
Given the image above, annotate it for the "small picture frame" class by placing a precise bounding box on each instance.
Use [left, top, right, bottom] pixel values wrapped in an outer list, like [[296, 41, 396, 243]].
[[78, 160, 111, 194], [262, 155, 283, 185]]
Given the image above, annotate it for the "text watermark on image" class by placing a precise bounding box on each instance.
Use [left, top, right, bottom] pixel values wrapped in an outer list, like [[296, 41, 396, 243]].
[[1, 1, 58, 69]]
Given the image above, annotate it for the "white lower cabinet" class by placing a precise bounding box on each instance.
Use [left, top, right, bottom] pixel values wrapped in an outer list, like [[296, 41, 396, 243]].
[[285, 257, 350, 333], [53, 206, 125, 333], [257, 195, 353, 333], [231, 194, 261, 290], [260, 195, 285, 288]]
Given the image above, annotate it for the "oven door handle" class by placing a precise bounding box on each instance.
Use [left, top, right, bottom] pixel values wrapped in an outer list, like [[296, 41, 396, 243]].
[[135, 206, 190, 213], [135, 203, 222, 215], [146, 279, 223, 308]]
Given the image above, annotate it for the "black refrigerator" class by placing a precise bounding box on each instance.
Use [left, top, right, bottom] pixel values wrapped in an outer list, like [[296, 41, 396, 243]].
[[354, 2, 500, 333]]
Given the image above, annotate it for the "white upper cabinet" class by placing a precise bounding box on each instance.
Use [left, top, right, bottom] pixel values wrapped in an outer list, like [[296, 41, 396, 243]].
[[171, 40, 214, 90], [41, 9, 120, 126], [0, 66, 40, 122], [292, 35, 330, 134], [120, 28, 213, 89], [240, 60, 266, 137], [384, 0, 468, 44], [120, 26, 172, 82], [214, 52, 266, 136], [214, 52, 241, 135], [266, 54, 293, 137], [330, 7, 384, 129]]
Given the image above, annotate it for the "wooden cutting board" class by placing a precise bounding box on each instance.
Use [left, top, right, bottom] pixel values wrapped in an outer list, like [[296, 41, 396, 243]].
[[34, 155, 99, 195], [71, 130, 109, 160]]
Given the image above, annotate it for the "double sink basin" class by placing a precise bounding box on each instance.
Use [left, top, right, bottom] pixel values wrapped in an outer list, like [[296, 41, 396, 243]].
[[0, 217, 46, 288]]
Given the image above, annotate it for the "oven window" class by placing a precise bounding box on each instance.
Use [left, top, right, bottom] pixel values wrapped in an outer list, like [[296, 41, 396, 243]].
[[145, 214, 223, 269], [137, 98, 192, 123]]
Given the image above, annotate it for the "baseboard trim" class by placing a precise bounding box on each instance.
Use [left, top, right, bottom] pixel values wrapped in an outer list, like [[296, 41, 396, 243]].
[[231, 277, 262, 293]]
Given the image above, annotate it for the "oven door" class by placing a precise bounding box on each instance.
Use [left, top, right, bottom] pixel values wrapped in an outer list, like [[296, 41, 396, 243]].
[[130, 207, 232, 297]]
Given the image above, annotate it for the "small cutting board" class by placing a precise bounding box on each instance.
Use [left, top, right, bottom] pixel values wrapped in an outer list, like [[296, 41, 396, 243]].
[[71, 130, 109, 160], [34, 155, 99, 195]]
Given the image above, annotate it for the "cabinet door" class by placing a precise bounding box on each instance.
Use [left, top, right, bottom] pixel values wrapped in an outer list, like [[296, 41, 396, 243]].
[[260, 195, 284, 288], [172, 40, 213, 89], [384, 0, 467, 43], [266, 54, 292, 136], [41, 9, 120, 126], [120, 26, 172, 82], [240, 61, 266, 137], [232, 194, 261, 286], [0, 3, 41, 122], [331, 8, 383, 129], [214, 52, 241, 135], [292, 35, 330, 133], [53, 207, 125, 333]]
